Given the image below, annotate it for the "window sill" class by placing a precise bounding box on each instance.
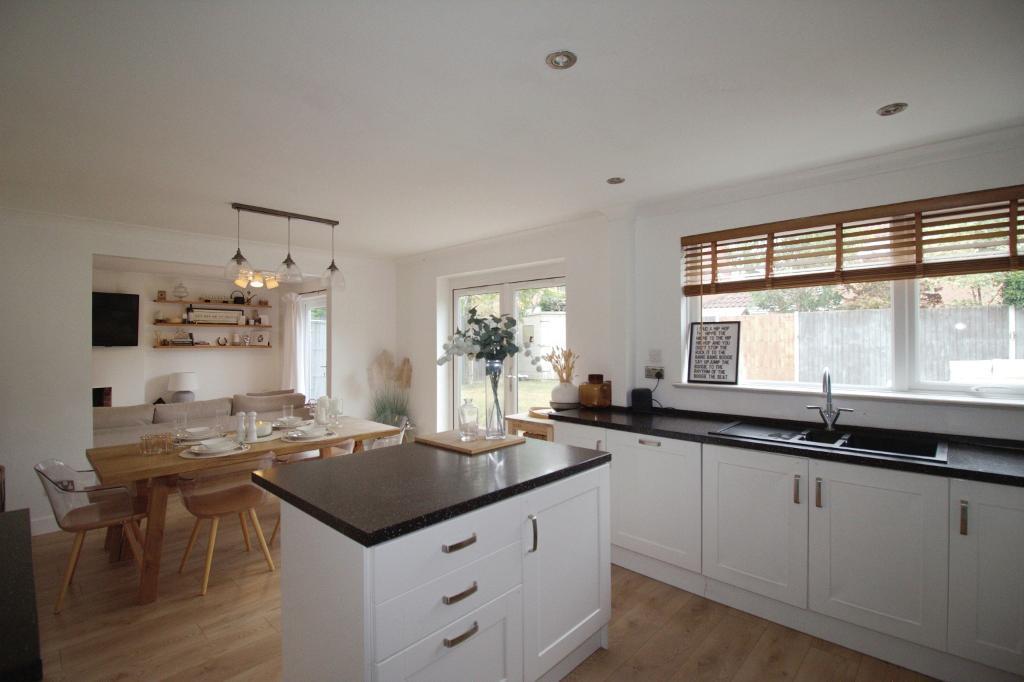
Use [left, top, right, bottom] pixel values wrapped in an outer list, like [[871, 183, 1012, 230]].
[[670, 381, 1024, 409]]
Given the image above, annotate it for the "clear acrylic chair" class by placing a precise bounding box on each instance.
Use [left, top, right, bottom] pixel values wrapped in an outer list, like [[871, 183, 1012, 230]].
[[367, 417, 410, 450], [177, 455, 276, 596], [34, 459, 146, 613], [268, 439, 356, 547]]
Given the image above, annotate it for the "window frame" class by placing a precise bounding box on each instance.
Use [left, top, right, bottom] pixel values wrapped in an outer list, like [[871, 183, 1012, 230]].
[[682, 276, 1024, 399]]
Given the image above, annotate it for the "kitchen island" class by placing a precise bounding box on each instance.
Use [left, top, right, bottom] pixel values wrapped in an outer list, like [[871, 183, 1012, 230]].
[[253, 439, 611, 682]]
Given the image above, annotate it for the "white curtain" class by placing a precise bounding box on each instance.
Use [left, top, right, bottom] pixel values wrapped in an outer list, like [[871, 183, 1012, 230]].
[[280, 292, 306, 395]]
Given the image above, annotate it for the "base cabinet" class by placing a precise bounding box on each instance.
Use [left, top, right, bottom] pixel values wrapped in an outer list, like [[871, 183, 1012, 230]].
[[376, 588, 523, 682], [522, 466, 611, 682], [606, 431, 701, 572], [949, 479, 1024, 676], [702, 444, 808, 608], [808, 460, 949, 650]]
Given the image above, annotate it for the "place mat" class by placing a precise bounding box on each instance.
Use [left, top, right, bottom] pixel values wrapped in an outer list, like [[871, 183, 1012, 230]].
[[279, 430, 339, 444], [415, 430, 526, 455], [178, 444, 251, 459]]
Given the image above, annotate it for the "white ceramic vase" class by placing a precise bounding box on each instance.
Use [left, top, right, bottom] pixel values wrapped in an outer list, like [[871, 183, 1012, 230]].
[[550, 381, 579, 405]]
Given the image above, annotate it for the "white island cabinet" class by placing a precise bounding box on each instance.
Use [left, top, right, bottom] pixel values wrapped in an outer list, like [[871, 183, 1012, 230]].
[[277, 463, 610, 682]]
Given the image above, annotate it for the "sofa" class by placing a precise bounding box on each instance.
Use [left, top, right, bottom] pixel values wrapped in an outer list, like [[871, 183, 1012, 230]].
[[93, 391, 310, 448]]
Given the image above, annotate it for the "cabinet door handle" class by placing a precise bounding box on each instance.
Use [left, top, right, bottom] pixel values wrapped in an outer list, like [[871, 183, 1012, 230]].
[[638, 438, 661, 447], [442, 533, 477, 554], [596, 439, 603, 450], [443, 621, 479, 648], [528, 514, 539, 553], [442, 581, 478, 605], [815, 478, 823, 508], [793, 474, 801, 504], [960, 500, 968, 535]]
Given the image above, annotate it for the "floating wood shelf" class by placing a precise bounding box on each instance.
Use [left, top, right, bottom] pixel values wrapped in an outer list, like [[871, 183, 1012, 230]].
[[153, 300, 271, 309], [152, 344, 273, 350], [152, 322, 273, 329]]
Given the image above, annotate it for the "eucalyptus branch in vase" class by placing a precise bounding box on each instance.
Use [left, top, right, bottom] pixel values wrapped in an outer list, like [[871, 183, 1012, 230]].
[[437, 308, 534, 439]]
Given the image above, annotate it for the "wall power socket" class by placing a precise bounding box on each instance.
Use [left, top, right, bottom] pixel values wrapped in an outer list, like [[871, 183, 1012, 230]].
[[645, 366, 665, 380]]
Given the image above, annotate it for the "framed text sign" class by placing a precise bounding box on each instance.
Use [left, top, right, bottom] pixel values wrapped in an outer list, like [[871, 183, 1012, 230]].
[[687, 321, 740, 385]]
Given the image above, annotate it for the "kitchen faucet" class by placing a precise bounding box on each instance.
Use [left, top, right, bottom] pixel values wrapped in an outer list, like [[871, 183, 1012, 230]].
[[807, 367, 853, 431]]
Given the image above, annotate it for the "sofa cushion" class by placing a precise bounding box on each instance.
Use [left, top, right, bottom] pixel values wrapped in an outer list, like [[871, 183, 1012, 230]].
[[246, 389, 295, 397], [232, 392, 306, 415], [154, 398, 233, 424], [93, 404, 154, 429]]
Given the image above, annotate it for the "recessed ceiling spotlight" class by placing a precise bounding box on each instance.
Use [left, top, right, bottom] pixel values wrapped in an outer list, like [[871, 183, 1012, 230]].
[[545, 50, 577, 69], [606, 177, 625, 185], [876, 102, 909, 117]]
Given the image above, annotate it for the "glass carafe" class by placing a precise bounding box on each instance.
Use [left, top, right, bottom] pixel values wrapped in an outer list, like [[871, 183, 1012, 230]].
[[458, 398, 479, 442]]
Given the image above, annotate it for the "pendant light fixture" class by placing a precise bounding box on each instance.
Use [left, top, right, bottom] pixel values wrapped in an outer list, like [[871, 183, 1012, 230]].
[[276, 217, 303, 285], [224, 208, 253, 287], [322, 224, 346, 291]]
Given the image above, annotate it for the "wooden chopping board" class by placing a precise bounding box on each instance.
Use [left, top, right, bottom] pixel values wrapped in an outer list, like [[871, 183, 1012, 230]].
[[415, 430, 526, 455]]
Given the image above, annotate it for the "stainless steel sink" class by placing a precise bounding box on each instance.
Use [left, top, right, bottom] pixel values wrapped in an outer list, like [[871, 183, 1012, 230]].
[[714, 421, 948, 462]]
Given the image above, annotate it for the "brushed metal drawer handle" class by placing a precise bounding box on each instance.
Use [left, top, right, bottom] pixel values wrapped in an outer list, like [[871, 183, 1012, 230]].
[[815, 478, 823, 508], [443, 621, 479, 648], [793, 474, 801, 504], [442, 581, 478, 605], [638, 438, 661, 447], [442, 533, 477, 554], [960, 500, 968, 535]]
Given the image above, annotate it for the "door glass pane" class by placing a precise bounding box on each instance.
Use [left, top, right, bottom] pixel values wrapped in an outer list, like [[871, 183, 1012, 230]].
[[303, 299, 328, 400], [454, 291, 500, 425], [514, 285, 567, 410], [917, 272, 1022, 387]]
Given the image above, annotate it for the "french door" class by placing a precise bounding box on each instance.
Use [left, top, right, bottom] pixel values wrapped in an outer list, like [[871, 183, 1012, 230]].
[[452, 278, 566, 427], [300, 294, 328, 400]]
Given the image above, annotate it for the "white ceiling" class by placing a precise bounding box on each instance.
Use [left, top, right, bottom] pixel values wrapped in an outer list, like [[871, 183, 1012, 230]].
[[3, 1, 1023, 257]]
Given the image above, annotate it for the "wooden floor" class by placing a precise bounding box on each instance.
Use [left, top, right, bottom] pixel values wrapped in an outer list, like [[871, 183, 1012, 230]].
[[32, 498, 934, 681]]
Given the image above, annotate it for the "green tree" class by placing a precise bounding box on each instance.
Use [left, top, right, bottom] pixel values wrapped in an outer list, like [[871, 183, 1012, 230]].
[[1000, 271, 1024, 306], [751, 286, 842, 312]]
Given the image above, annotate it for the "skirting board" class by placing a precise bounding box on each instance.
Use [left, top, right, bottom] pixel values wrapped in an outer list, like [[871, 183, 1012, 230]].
[[611, 545, 1016, 682]]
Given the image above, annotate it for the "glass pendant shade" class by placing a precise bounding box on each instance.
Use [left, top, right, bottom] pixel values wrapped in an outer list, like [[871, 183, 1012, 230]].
[[249, 271, 265, 288], [264, 273, 280, 289], [225, 249, 252, 283], [323, 260, 346, 291], [277, 255, 303, 284]]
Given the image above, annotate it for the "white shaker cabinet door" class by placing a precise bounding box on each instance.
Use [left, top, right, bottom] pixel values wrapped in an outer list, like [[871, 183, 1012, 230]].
[[552, 421, 607, 451], [607, 431, 701, 572], [949, 479, 1024, 676], [702, 445, 809, 608], [522, 465, 611, 682], [808, 460, 948, 650]]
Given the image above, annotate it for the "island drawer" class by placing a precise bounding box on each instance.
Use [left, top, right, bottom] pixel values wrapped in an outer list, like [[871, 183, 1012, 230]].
[[372, 495, 521, 603], [606, 429, 694, 455], [375, 586, 523, 682], [374, 541, 522, 661]]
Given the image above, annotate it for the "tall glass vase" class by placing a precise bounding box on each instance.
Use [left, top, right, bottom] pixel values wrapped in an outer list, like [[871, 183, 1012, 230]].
[[484, 358, 506, 440]]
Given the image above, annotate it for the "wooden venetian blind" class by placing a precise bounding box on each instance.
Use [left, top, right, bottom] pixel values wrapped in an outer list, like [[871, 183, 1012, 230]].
[[682, 185, 1024, 297]]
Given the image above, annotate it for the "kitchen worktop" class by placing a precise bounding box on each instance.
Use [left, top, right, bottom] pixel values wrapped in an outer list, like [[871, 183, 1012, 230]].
[[549, 407, 1024, 487], [252, 438, 611, 546], [0, 510, 41, 682]]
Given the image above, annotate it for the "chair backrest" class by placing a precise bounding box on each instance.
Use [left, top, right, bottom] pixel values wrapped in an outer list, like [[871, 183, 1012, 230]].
[[368, 417, 409, 450], [177, 455, 276, 500], [34, 460, 97, 529]]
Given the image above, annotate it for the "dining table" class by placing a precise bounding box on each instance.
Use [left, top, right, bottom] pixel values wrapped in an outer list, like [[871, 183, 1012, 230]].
[[86, 416, 401, 604]]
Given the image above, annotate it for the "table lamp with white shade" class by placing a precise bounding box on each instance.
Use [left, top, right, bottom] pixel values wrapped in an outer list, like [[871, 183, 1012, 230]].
[[168, 372, 198, 403]]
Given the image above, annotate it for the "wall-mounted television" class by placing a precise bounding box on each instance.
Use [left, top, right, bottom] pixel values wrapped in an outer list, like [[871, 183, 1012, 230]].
[[92, 292, 139, 347]]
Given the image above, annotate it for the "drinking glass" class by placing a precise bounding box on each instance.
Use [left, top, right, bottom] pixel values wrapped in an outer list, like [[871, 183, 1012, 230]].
[[282, 404, 294, 421], [140, 434, 160, 456], [174, 411, 189, 439]]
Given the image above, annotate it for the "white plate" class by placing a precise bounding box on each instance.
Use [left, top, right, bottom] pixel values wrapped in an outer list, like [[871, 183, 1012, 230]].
[[180, 443, 251, 459], [281, 430, 337, 443], [190, 437, 240, 454], [272, 418, 310, 429], [177, 427, 224, 442]]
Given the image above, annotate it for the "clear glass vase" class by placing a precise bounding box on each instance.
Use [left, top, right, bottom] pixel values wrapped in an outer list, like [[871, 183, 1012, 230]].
[[484, 358, 506, 440]]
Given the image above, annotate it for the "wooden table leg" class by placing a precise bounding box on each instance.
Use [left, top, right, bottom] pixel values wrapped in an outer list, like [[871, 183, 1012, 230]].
[[353, 440, 364, 453], [104, 525, 124, 563], [138, 476, 172, 604]]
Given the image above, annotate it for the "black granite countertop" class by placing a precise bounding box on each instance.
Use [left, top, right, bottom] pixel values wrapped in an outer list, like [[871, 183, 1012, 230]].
[[0, 510, 42, 681], [252, 439, 611, 546], [549, 407, 1024, 487]]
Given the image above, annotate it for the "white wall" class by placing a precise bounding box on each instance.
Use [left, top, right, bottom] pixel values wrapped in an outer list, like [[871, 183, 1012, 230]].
[[92, 268, 281, 405], [0, 208, 396, 533], [395, 213, 630, 432]]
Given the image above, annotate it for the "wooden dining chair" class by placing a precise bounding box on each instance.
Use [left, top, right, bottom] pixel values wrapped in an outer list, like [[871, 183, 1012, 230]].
[[177, 455, 276, 596], [34, 459, 146, 613], [267, 439, 356, 547]]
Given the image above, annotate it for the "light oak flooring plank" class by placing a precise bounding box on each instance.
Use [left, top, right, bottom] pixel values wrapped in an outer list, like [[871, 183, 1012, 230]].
[[31, 502, 935, 681]]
